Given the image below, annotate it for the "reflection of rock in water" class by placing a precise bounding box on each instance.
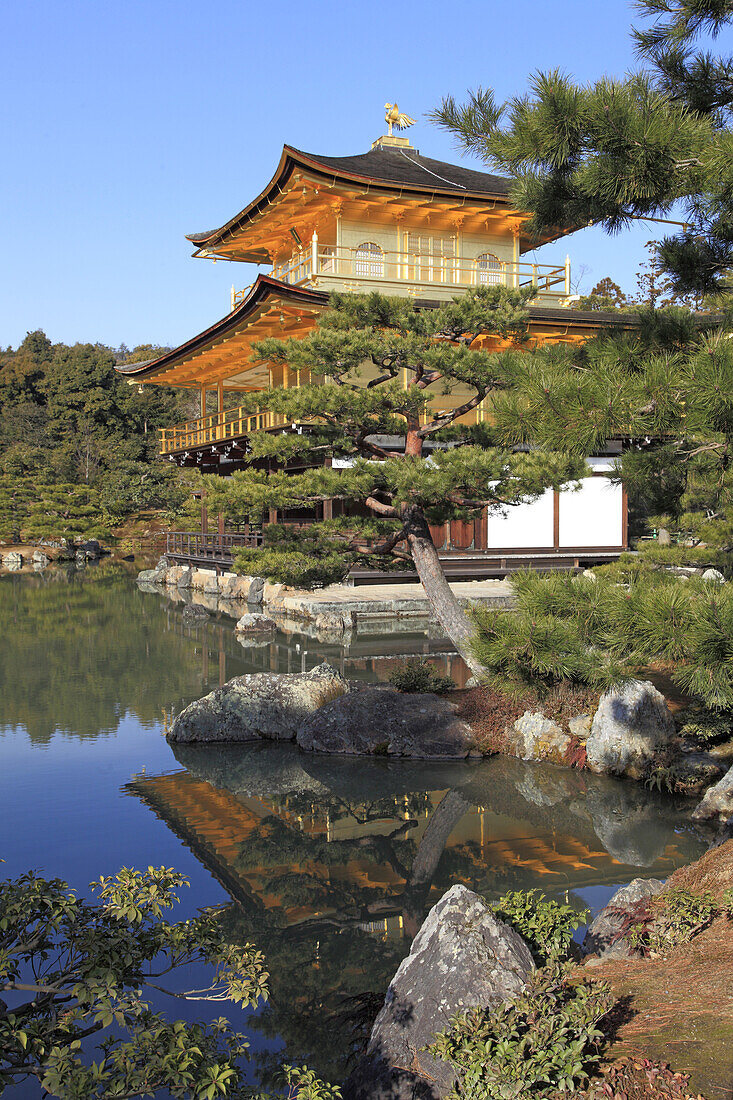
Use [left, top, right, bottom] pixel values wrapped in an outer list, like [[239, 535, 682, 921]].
[[170, 742, 329, 801], [584, 782, 681, 866]]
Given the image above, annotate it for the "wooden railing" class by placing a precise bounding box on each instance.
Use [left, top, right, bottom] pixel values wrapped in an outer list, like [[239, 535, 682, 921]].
[[160, 408, 290, 455], [269, 246, 570, 294], [166, 530, 264, 561]]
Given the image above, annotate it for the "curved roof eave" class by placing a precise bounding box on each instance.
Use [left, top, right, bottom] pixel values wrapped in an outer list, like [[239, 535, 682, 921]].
[[186, 144, 521, 254], [113, 275, 328, 379]]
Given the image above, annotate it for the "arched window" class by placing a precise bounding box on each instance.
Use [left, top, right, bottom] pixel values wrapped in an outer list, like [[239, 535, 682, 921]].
[[354, 241, 384, 278], [476, 252, 503, 285]]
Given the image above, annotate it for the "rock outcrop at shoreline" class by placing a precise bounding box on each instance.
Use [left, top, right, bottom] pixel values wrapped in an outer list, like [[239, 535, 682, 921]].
[[692, 762, 733, 827], [296, 686, 477, 759], [344, 885, 533, 1100], [168, 663, 349, 743], [582, 877, 664, 960]]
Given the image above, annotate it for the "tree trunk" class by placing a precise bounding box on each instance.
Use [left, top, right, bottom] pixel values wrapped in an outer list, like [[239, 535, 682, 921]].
[[404, 507, 488, 679]]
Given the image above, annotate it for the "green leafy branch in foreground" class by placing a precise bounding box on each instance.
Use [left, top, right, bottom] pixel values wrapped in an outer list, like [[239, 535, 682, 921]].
[[429, 968, 613, 1100], [470, 566, 733, 709], [490, 890, 588, 968], [429, 890, 609, 1099], [0, 864, 332, 1099]]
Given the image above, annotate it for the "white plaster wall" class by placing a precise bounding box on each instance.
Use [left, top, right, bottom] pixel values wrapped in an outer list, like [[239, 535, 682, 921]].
[[559, 477, 623, 547], [485, 489, 555, 548]]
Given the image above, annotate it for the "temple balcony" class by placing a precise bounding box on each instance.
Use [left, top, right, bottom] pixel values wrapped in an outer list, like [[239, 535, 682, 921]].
[[160, 408, 292, 457], [258, 245, 572, 305]]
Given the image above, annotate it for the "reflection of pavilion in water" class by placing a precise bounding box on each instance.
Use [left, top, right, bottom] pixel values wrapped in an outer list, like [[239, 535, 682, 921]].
[[129, 748, 701, 939]]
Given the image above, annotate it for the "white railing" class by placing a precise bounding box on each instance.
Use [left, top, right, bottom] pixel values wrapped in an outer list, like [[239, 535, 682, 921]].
[[268, 246, 570, 295]]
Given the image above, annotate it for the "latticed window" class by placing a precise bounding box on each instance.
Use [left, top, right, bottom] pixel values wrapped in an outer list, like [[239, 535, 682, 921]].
[[319, 246, 335, 273], [354, 241, 384, 277], [476, 252, 503, 285]]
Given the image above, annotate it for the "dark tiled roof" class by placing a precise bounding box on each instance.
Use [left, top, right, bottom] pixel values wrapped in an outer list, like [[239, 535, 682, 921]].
[[289, 145, 513, 196], [187, 145, 515, 247]]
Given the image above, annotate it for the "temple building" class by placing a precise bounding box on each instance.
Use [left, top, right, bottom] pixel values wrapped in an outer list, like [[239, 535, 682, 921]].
[[117, 113, 634, 577]]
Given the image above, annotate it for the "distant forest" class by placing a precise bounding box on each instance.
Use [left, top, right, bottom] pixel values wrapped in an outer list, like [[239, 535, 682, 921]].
[[0, 332, 199, 542]]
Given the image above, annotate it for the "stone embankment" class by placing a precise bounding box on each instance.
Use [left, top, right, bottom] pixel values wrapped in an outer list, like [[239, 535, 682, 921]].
[[137, 561, 513, 632]]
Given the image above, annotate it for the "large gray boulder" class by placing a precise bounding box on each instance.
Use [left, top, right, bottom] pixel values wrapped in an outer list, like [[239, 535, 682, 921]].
[[692, 762, 733, 826], [582, 877, 664, 961], [344, 884, 533, 1100], [296, 686, 476, 759], [168, 662, 348, 743], [586, 680, 675, 777]]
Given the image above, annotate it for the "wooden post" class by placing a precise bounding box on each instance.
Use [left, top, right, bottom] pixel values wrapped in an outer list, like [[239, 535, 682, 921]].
[[201, 502, 208, 535], [217, 511, 225, 537], [200, 386, 207, 418], [311, 229, 318, 280], [217, 380, 224, 440]]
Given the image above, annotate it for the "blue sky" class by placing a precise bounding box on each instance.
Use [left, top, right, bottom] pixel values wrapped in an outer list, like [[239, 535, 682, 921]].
[[2, 0, 674, 351]]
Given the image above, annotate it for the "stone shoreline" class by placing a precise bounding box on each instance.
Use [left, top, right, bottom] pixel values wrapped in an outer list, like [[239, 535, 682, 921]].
[[138, 561, 514, 632]]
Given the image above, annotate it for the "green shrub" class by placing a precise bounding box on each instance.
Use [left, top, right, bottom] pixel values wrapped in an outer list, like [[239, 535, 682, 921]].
[[678, 709, 733, 745], [388, 658, 455, 695], [470, 567, 733, 710], [234, 547, 348, 588], [490, 889, 588, 967], [628, 888, 718, 957], [429, 968, 612, 1100]]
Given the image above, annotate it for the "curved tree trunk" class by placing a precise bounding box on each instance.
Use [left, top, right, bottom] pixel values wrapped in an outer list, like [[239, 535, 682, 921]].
[[404, 507, 488, 679]]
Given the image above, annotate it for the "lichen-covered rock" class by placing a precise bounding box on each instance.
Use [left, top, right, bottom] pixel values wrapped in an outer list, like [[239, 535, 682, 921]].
[[235, 613, 277, 634], [168, 662, 348, 743], [582, 878, 664, 961], [296, 687, 475, 759], [586, 680, 675, 778], [343, 884, 533, 1100], [508, 711, 570, 763], [702, 567, 726, 584], [692, 763, 733, 827]]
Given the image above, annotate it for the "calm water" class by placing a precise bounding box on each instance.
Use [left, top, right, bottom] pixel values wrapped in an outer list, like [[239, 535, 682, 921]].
[[0, 567, 706, 1093]]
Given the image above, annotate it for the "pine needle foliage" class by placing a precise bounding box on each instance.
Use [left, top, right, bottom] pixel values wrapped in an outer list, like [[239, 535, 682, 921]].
[[203, 288, 585, 672], [471, 567, 733, 709], [432, 1, 733, 298]]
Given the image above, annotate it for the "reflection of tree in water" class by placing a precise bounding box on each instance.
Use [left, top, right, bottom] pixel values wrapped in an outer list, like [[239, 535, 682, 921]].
[[216, 791, 503, 1083], [0, 568, 221, 741]]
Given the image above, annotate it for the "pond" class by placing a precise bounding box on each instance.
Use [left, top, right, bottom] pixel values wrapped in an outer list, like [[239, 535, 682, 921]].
[[0, 567, 706, 1094]]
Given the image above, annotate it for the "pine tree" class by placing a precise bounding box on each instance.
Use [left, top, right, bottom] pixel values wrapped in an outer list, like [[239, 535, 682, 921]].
[[431, 0, 733, 301], [201, 288, 584, 677], [431, 0, 733, 703]]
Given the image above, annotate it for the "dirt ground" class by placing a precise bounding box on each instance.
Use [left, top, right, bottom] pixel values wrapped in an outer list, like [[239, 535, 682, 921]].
[[587, 840, 733, 1100]]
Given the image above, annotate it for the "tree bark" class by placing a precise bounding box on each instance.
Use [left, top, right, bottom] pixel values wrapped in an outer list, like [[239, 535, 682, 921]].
[[404, 506, 488, 679]]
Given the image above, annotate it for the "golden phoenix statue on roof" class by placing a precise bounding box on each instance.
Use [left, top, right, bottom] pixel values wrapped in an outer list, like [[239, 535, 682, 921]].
[[384, 103, 415, 137]]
